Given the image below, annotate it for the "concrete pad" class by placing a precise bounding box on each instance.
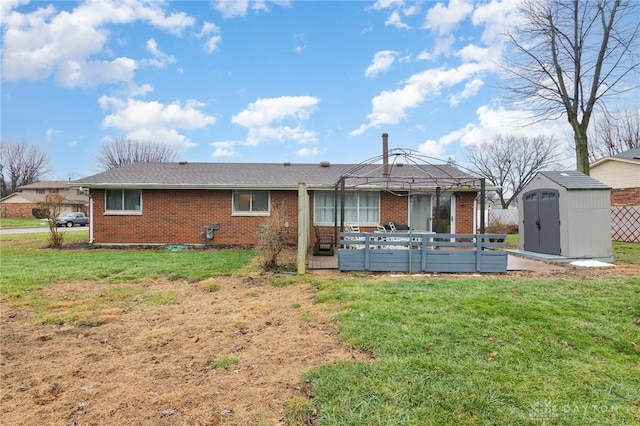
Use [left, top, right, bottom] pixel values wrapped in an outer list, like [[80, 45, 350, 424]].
[[507, 254, 563, 272]]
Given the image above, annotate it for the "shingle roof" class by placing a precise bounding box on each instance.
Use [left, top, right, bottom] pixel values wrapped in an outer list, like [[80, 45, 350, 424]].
[[73, 161, 479, 190], [18, 180, 72, 190], [538, 171, 610, 190], [613, 148, 640, 161]]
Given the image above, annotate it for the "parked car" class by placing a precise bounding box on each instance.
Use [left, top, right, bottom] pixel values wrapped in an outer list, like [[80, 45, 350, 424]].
[[55, 212, 89, 227]]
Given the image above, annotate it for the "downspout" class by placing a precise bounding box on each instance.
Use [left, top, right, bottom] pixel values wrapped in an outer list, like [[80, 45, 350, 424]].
[[88, 193, 94, 243]]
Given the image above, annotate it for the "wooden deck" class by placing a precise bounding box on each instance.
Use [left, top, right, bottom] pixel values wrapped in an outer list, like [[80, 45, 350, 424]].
[[338, 232, 508, 273]]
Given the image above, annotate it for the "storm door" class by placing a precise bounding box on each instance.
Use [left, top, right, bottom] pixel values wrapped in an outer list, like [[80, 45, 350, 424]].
[[410, 195, 432, 232], [432, 193, 454, 234], [523, 189, 560, 255]]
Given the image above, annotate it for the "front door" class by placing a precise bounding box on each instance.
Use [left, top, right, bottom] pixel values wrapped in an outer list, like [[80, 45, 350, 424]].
[[523, 189, 560, 255]]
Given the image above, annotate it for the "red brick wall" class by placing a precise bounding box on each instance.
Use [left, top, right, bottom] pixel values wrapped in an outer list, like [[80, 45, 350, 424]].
[[611, 188, 640, 206], [1, 203, 38, 218], [91, 189, 299, 246], [0, 203, 86, 218], [90, 189, 479, 246], [454, 192, 476, 233], [380, 191, 408, 225]]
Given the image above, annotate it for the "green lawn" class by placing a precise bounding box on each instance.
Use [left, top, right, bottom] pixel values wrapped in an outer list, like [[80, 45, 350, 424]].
[[0, 231, 256, 298], [1, 232, 638, 425], [307, 274, 640, 425], [0, 217, 49, 228]]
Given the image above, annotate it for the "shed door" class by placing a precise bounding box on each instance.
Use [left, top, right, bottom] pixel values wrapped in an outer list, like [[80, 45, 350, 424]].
[[523, 189, 561, 255]]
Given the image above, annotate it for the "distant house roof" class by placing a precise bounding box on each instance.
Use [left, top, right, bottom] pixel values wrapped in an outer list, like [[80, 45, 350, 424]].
[[72, 161, 480, 191], [537, 171, 610, 190], [590, 148, 640, 168], [18, 180, 73, 190], [0, 191, 82, 205], [612, 148, 640, 161]]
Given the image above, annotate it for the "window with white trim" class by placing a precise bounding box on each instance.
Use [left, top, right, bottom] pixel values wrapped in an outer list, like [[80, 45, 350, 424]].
[[232, 190, 269, 215], [314, 191, 379, 225], [106, 189, 141, 213]]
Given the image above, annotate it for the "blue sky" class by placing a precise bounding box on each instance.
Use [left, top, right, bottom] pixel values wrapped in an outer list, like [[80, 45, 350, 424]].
[[2, 0, 638, 180]]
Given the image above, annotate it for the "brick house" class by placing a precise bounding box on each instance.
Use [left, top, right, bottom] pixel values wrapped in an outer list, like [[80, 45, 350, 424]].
[[0, 180, 89, 218], [71, 153, 483, 247], [590, 148, 640, 206]]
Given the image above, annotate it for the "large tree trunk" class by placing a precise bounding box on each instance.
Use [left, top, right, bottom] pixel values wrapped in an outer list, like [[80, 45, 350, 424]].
[[573, 122, 590, 175]]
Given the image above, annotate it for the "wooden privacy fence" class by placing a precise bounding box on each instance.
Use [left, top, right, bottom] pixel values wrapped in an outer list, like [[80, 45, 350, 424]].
[[338, 232, 507, 273]]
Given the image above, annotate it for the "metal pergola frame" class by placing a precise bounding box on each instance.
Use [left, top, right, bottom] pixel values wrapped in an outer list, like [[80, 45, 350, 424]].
[[332, 148, 487, 244]]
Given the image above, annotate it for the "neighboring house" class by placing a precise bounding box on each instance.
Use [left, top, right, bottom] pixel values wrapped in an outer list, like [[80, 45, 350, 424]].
[[71, 151, 484, 247], [0, 181, 89, 218], [590, 148, 640, 206]]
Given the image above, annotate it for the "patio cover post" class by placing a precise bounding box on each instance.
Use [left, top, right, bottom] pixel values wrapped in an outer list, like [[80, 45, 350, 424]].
[[297, 182, 309, 275], [480, 178, 485, 234]]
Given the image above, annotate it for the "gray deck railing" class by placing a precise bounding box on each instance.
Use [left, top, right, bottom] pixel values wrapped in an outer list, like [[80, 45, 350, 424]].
[[338, 232, 507, 273]]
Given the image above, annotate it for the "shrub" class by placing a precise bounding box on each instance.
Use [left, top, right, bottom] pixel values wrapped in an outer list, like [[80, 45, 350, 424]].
[[256, 206, 288, 272], [486, 218, 518, 235]]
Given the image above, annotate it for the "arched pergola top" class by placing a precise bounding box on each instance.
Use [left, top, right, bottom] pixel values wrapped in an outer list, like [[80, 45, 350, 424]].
[[333, 147, 488, 233], [336, 148, 484, 192]]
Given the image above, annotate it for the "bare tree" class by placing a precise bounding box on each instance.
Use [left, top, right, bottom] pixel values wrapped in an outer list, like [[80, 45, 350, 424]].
[[0, 141, 51, 198], [39, 194, 65, 248], [588, 109, 640, 162], [466, 134, 562, 208], [504, 0, 640, 174], [96, 139, 179, 171]]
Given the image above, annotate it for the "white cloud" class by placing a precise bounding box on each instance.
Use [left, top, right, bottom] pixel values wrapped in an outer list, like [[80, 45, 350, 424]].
[[297, 147, 320, 157], [212, 0, 291, 19], [472, 0, 520, 45], [211, 141, 239, 158], [423, 0, 473, 35], [417, 103, 573, 164], [45, 128, 60, 142], [245, 126, 317, 146], [213, 0, 250, 18], [365, 50, 399, 78], [416, 35, 455, 61], [1, 1, 194, 86], [293, 33, 307, 53], [99, 97, 216, 149], [449, 78, 484, 106], [232, 96, 320, 147], [143, 39, 177, 69], [233, 96, 319, 128], [385, 10, 411, 29], [351, 62, 489, 135], [416, 139, 446, 158], [200, 22, 222, 53], [56, 57, 137, 87]]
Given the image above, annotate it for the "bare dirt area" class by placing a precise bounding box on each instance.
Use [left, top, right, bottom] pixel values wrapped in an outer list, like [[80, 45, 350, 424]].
[[0, 276, 366, 426], [2, 259, 638, 426]]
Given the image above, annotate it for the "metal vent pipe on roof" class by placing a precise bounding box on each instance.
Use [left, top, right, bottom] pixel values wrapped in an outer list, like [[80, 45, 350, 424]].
[[382, 133, 389, 177]]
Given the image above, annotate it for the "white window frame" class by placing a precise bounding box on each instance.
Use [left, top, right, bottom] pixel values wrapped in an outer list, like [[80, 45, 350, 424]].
[[104, 189, 142, 215], [232, 190, 270, 216], [313, 190, 380, 225]]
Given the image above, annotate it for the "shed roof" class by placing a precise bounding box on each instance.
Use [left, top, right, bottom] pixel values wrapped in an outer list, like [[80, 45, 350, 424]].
[[537, 171, 610, 190], [72, 161, 478, 190]]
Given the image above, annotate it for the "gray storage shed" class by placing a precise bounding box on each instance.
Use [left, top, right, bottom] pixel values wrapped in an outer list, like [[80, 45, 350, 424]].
[[518, 171, 612, 260]]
